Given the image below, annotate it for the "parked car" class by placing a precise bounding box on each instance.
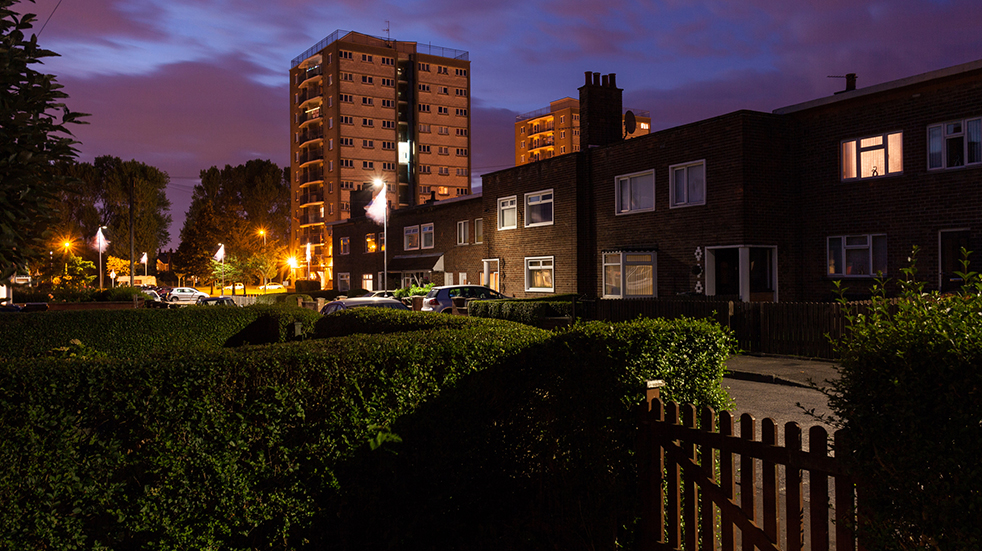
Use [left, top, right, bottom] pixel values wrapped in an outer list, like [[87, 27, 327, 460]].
[[366, 290, 396, 298], [168, 287, 209, 302], [259, 283, 285, 291], [320, 296, 409, 315], [196, 296, 238, 307], [222, 283, 245, 291], [421, 285, 507, 313]]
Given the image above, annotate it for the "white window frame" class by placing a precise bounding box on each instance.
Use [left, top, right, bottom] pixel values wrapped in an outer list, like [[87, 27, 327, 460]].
[[338, 273, 350, 292], [928, 117, 982, 170], [525, 256, 555, 293], [498, 196, 517, 230], [669, 160, 706, 208], [602, 251, 657, 298], [524, 189, 554, 227], [457, 220, 469, 245], [615, 169, 655, 215], [404, 225, 420, 251], [362, 273, 374, 292], [421, 223, 434, 249], [827, 234, 888, 277], [841, 132, 903, 180]]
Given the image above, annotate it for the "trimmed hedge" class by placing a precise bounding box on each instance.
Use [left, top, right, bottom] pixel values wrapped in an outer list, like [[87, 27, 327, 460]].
[[0, 309, 734, 550], [469, 293, 578, 325], [0, 305, 322, 360]]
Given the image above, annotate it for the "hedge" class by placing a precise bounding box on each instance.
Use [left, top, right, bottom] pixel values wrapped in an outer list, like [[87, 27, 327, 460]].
[[0, 304, 322, 361], [0, 310, 734, 550], [469, 293, 579, 325]]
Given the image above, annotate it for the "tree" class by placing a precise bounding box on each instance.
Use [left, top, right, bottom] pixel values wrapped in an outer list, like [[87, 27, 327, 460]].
[[180, 160, 289, 264], [106, 255, 130, 276], [0, 1, 86, 279], [175, 200, 224, 282]]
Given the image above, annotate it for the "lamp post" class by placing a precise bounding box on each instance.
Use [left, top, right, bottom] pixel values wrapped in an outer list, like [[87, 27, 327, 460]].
[[287, 256, 298, 287], [373, 179, 388, 294], [62, 241, 71, 275], [96, 227, 108, 289]]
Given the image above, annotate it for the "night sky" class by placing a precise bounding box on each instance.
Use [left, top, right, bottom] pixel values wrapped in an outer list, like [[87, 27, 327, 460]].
[[16, 0, 982, 248]]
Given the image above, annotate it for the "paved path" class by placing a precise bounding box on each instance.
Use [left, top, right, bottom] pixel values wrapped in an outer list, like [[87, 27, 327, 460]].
[[724, 354, 839, 389]]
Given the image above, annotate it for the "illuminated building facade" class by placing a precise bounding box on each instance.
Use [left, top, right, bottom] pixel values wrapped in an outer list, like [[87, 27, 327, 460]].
[[289, 30, 471, 287]]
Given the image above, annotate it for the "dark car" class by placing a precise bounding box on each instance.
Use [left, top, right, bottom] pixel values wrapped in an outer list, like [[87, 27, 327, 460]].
[[320, 296, 409, 315], [196, 296, 238, 307], [421, 285, 507, 313]]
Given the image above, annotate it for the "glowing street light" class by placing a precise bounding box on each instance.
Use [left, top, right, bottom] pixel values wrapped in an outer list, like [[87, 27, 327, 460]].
[[371, 178, 388, 295], [95, 226, 108, 289], [258, 228, 267, 246]]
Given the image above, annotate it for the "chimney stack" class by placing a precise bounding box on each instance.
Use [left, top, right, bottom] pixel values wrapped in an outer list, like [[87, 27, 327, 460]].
[[579, 71, 623, 150]]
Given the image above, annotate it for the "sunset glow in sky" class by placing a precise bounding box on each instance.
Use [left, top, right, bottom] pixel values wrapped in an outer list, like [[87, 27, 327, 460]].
[[17, 0, 982, 248]]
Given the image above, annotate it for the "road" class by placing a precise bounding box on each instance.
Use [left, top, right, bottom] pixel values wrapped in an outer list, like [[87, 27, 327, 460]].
[[722, 377, 835, 433]]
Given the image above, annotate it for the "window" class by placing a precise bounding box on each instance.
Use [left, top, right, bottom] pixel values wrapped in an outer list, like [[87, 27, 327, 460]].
[[456, 88, 467, 97], [361, 54, 372, 62], [419, 124, 431, 133], [474, 219, 483, 243], [381, 77, 394, 87], [616, 170, 655, 214], [382, 162, 395, 171], [438, 66, 449, 75], [382, 141, 395, 150], [339, 50, 352, 60], [404, 226, 420, 250], [603, 251, 656, 298], [340, 115, 353, 125], [421, 223, 434, 249], [328, 138, 334, 150], [457, 220, 469, 245], [340, 159, 353, 168], [841, 132, 903, 180], [669, 160, 706, 207], [381, 57, 393, 66], [339, 237, 350, 255], [365, 233, 377, 253], [438, 106, 449, 115], [419, 83, 430, 93], [362, 97, 373, 105], [438, 167, 449, 175], [341, 72, 353, 81], [928, 118, 981, 169], [456, 68, 467, 76], [361, 274, 373, 291], [418, 62, 430, 71], [362, 139, 373, 148], [828, 234, 887, 277], [525, 190, 554, 227], [340, 137, 353, 147], [498, 196, 517, 230], [438, 126, 449, 135], [438, 86, 448, 94], [381, 99, 393, 108], [338, 273, 350, 292], [456, 128, 468, 137], [438, 146, 449, 155], [382, 120, 395, 129], [340, 180, 354, 190], [361, 75, 373, 84], [456, 168, 467, 176], [362, 161, 374, 169], [438, 186, 449, 195], [456, 108, 468, 116], [525, 257, 554, 292], [419, 145, 431, 154], [420, 165, 431, 174], [419, 104, 431, 113], [456, 148, 468, 156], [362, 118, 374, 127]]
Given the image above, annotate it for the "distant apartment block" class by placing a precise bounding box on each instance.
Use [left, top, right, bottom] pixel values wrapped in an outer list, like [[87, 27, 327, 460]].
[[289, 30, 471, 286], [515, 85, 650, 166]]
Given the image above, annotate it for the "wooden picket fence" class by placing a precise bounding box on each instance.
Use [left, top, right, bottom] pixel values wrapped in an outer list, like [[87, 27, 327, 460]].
[[594, 299, 867, 359], [638, 385, 861, 551]]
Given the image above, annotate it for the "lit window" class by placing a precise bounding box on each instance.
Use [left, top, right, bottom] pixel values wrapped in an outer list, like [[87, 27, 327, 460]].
[[842, 132, 903, 180], [828, 234, 887, 277], [339, 237, 350, 255], [525, 257, 554, 292], [928, 118, 981, 169], [362, 273, 373, 291], [669, 161, 705, 208], [498, 196, 517, 230], [616, 170, 655, 214], [404, 225, 419, 250], [365, 233, 377, 253], [603, 251, 656, 298], [525, 190, 554, 227]]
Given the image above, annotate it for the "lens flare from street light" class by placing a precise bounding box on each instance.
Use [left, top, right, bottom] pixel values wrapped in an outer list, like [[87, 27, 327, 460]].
[[287, 256, 298, 269]]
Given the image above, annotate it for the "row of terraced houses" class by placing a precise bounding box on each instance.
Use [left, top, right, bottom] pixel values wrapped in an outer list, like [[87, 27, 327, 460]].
[[308, 52, 982, 302]]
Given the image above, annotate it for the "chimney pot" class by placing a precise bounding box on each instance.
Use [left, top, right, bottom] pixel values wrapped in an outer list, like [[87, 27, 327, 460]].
[[584, 71, 592, 85], [609, 73, 616, 88], [602, 74, 609, 87], [593, 72, 600, 86], [846, 73, 857, 91]]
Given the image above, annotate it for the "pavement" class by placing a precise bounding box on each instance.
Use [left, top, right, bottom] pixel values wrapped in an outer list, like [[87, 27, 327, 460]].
[[724, 354, 840, 389]]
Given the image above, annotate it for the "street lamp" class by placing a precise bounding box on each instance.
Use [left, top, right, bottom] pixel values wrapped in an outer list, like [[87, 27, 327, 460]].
[[373, 178, 388, 295], [287, 256, 298, 287], [258, 228, 267, 247], [96, 226, 108, 289], [62, 240, 71, 275]]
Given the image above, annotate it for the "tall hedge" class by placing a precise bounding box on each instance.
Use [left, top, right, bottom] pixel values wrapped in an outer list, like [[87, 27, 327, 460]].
[[828, 255, 982, 550], [0, 309, 734, 550]]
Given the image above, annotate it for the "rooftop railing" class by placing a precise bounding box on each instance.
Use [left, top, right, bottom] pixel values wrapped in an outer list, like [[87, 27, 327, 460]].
[[292, 29, 468, 68]]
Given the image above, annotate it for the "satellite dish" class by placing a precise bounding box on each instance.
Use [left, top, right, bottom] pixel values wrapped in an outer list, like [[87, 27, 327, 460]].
[[624, 110, 636, 137]]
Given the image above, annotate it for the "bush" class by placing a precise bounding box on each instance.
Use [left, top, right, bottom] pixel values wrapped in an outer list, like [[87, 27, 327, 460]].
[[469, 294, 579, 325], [0, 304, 321, 360], [295, 279, 321, 294], [254, 293, 313, 305], [312, 306, 519, 339], [827, 249, 982, 550]]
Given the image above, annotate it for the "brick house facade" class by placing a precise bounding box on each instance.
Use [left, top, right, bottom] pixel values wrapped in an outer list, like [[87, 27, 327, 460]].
[[331, 60, 982, 302]]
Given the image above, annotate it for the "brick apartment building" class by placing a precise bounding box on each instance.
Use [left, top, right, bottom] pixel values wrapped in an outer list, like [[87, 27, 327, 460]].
[[331, 60, 982, 302]]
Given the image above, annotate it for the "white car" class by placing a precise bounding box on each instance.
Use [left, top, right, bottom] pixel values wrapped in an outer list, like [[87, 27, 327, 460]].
[[259, 283, 285, 291], [222, 283, 245, 290], [169, 287, 209, 302]]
